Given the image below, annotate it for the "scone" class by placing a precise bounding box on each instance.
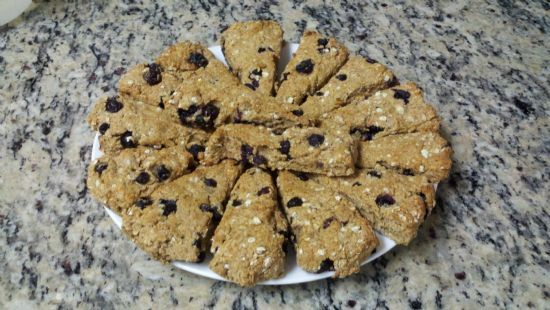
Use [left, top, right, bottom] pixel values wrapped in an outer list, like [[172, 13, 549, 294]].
[[210, 168, 288, 286], [221, 20, 283, 95], [277, 171, 378, 277], [276, 30, 349, 105]]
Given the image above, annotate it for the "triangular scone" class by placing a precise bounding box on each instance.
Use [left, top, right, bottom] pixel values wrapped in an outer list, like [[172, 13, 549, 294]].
[[300, 56, 395, 121], [87, 145, 195, 215], [357, 132, 452, 183], [204, 124, 356, 176], [87, 96, 209, 155], [122, 160, 242, 263], [321, 83, 440, 139], [221, 20, 283, 95], [276, 30, 348, 105], [210, 168, 288, 286], [276, 171, 378, 277], [308, 166, 436, 245]]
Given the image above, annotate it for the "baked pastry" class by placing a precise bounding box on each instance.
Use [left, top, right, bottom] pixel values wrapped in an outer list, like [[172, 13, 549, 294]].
[[221, 20, 283, 95], [210, 168, 288, 285]]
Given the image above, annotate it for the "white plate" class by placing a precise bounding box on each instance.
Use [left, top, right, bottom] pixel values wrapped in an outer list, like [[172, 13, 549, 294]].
[[91, 43, 399, 285]]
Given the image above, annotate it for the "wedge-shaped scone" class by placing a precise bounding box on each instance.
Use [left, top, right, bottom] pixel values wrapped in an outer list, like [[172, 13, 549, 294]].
[[221, 20, 283, 95], [122, 160, 242, 263], [155, 41, 219, 76], [210, 168, 288, 286], [88, 145, 195, 215], [87, 96, 209, 156], [357, 132, 452, 182], [300, 56, 395, 120], [204, 124, 356, 176], [321, 83, 440, 139], [276, 30, 349, 105], [309, 166, 436, 245], [277, 171, 378, 277]]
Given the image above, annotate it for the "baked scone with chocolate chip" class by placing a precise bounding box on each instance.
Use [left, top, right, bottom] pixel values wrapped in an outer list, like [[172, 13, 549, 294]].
[[300, 56, 395, 121], [87, 96, 210, 156], [221, 20, 283, 95], [122, 160, 242, 263], [209, 168, 288, 286], [357, 132, 452, 182], [276, 171, 378, 277], [87, 145, 195, 215], [308, 166, 436, 245], [276, 30, 349, 105], [204, 123, 357, 176]]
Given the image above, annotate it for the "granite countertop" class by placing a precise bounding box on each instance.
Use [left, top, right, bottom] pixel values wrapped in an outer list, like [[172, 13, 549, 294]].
[[1, 1, 548, 309]]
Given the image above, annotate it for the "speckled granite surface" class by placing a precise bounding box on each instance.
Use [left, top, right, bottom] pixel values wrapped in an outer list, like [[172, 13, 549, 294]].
[[1, 1, 548, 309]]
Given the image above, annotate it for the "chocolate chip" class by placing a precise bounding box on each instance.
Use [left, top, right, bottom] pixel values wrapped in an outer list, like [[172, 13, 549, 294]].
[[94, 162, 108, 175], [253, 154, 267, 166], [352, 182, 362, 187], [402, 168, 415, 176], [188, 52, 208, 67], [258, 47, 266, 53], [367, 170, 382, 178], [393, 89, 411, 104], [323, 216, 336, 229], [335, 74, 347, 81], [204, 178, 217, 187], [307, 134, 325, 147], [241, 144, 254, 163], [315, 91, 324, 96], [199, 204, 222, 222], [155, 165, 171, 181], [296, 59, 314, 74], [317, 38, 328, 46], [375, 194, 396, 206], [187, 144, 205, 161], [160, 199, 177, 216], [232, 199, 242, 207], [287, 197, 303, 208], [292, 171, 309, 181], [98, 123, 110, 135], [105, 97, 123, 113], [136, 197, 153, 209], [291, 109, 304, 116], [279, 140, 291, 155], [257, 187, 270, 196], [135, 172, 150, 184], [317, 258, 334, 273], [143, 63, 162, 85], [350, 126, 384, 141], [120, 131, 136, 148]]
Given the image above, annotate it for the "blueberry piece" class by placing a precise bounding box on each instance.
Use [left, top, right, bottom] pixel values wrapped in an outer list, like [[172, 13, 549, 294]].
[[296, 59, 314, 74], [323, 216, 336, 229], [199, 204, 222, 222], [188, 52, 208, 67], [160, 199, 177, 216], [291, 109, 304, 116], [335, 74, 347, 81], [232, 199, 242, 207], [307, 134, 325, 147], [402, 168, 415, 176], [135, 172, 150, 184], [155, 165, 171, 181], [143, 63, 162, 85], [94, 162, 108, 175], [279, 140, 291, 155], [317, 38, 328, 46], [105, 96, 123, 113], [136, 197, 153, 209], [204, 178, 217, 187], [241, 144, 254, 163], [258, 47, 266, 53], [187, 144, 205, 161], [253, 154, 267, 166], [367, 170, 381, 178], [315, 91, 324, 96], [287, 197, 303, 208], [120, 131, 137, 148], [393, 89, 411, 104], [244, 83, 256, 90], [317, 258, 334, 273], [352, 182, 362, 187], [292, 171, 309, 181], [375, 194, 396, 206], [257, 187, 270, 196], [350, 126, 384, 141], [158, 100, 165, 109], [99, 123, 110, 135]]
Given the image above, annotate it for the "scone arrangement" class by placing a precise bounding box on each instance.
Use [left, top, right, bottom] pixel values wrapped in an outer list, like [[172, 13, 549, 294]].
[[86, 20, 452, 286]]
